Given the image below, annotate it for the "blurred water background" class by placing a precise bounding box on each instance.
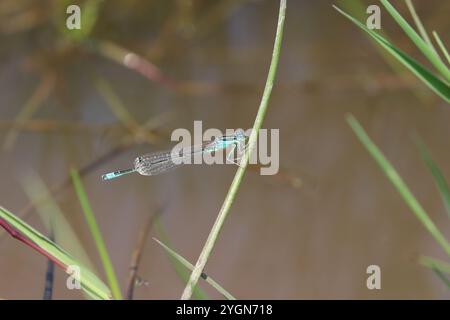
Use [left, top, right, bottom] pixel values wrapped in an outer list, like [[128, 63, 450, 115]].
[[0, 0, 450, 299]]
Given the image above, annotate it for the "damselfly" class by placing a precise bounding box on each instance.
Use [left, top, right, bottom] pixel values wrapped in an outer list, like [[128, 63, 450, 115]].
[[101, 129, 247, 181]]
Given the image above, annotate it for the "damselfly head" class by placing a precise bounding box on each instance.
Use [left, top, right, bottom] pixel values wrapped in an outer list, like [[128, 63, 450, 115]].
[[234, 128, 246, 140]]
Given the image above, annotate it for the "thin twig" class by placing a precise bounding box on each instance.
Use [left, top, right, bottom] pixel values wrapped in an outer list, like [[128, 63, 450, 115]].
[[180, 0, 287, 300], [126, 206, 164, 300]]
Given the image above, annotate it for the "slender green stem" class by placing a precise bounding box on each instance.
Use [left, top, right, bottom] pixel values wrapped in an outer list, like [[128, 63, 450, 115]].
[[70, 169, 123, 300], [180, 0, 287, 300], [432, 31, 450, 65], [347, 114, 450, 258], [404, 0, 437, 55]]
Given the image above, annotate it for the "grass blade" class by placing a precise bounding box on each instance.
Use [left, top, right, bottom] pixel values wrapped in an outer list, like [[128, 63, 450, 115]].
[[21, 172, 106, 300], [431, 268, 450, 289], [419, 255, 450, 289], [153, 238, 236, 300], [414, 136, 450, 219], [335, 0, 429, 103], [404, 0, 437, 54], [21, 172, 98, 273], [380, 0, 450, 81], [70, 168, 122, 300], [346, 114, 450, 258], [336, 0, 403, 74], [0, 206, 112, 300], [419, 255, 450, 275], [433, 31, 450, 65], [333, 5, 450, 103], [155, 219, 209, 300], [181, 0, 286, 300]]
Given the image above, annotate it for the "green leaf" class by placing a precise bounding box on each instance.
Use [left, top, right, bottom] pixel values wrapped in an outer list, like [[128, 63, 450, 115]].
[[414, 137, 450, 219], [153, 238, 236, 300], [346, 114, 450, 258], [431, 268, 450, 289], [70, 168, 122, 300], [433, 31, 450, 65], [21, 172, 98, 276], [333, 5, 450, 103], [419, 256, 450, 289], [0, 206, 112, 300], [420, 255, 450, 275], [404, 0, 437, 55], [380, 0, 450, 82], [154, 220, 209, 300]]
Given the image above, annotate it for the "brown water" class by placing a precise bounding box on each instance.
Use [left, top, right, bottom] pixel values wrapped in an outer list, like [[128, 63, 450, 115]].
[[0, 0, 449, 299]]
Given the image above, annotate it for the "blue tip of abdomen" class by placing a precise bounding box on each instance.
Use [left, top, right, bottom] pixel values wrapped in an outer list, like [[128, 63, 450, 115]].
[[102, 172, 117, 180], [101, 168, 135, 181]]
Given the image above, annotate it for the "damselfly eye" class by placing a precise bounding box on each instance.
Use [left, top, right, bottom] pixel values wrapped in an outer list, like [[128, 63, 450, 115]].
[[235, 129, 246, 139]]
